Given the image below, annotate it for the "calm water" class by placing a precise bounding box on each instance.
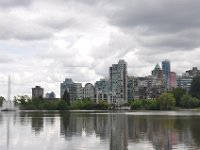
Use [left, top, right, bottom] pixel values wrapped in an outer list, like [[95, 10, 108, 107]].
[[0, 111, 200, 150]]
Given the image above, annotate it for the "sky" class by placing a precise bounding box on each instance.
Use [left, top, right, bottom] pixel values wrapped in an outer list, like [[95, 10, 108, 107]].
[[0, 0, 200, 98]]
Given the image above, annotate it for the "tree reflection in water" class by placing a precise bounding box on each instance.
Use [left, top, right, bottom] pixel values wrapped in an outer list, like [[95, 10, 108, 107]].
[[59, 112, 200, 149], [0, 111, 200, 150]]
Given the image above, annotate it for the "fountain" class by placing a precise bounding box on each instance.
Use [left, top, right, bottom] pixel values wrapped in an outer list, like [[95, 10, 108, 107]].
[[1, 76, 16, 111]]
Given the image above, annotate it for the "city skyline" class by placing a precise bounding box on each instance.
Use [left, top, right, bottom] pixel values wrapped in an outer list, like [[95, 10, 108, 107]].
[[0, 0, 200, 98], [1, 59, 199, 99]]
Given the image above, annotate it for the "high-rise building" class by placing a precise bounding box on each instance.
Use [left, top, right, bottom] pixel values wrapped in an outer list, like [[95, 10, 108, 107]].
[[152, 63, 163, 83], [127, 76, 134, 101], [75, 83, 83, 100], [32, 86, 44, 98], [170, 72, 177, 89], [45, 91, 56, 99], [176, 75, 193, 92], [185, 67, 200, 77], [60, 78, 82, 101], [95, 78, 109, 102], [162, 60, 171, 90], [83, 83, 95, 100], [109, 60, 128, 105]]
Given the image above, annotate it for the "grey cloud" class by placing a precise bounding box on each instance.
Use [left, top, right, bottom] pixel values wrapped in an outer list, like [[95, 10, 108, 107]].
[[0, 0, 32, 8], [137, 32, 200, 50], [41, 17, 77, 30], [109, 0, 200, 32], [99, 0, 200, 50]]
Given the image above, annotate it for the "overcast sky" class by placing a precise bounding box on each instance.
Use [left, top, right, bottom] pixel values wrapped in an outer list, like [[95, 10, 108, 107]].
[[0, 0, 200, 98]]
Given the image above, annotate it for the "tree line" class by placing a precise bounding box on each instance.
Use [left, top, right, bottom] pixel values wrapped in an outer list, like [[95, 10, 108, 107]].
[[0, 76, 200, 110]]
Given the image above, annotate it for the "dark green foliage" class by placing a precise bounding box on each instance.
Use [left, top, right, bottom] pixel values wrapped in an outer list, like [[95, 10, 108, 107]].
[[43, 101, 59, 110], [0, 96, 5, 107], [190, 76, 200, 99], [15, 95, 69, 110], [71, 99, 110, 110], [157, 93, 176, 110], [130, 99, 159, 110], [130, 100, 143, 110], [173, 88, 186, 106], [95, 100, 110, 110], [17, 95, 108, 110], [143, 99, 159, 110], [31, 97, 44, 109], [180, 94, 200, 108], [62, 90, 70, 106], [71, 98, 95, 110], [57, 100, 69, 110]]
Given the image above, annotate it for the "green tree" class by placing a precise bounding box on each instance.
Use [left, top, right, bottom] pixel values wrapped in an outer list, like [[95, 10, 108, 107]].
[[157, 93, 176, 110], [130, 100, 143, 110], [14, 95, 30, 105], [62, 90, 70, 106], [70, 98, 95, 110], [0, 96, 5, 107], [144, 99, 159, 110], [82, 98, 95, 109], [173, 88, 186, 106], [57, 100, 69, 110], [95, 100, 109, 110], [190, 76, 200, 99], [180, 94, 200, 108]]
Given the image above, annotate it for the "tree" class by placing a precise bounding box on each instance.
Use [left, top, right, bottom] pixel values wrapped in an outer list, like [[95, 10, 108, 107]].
[[0, 96, 5, 107], [157, 93, 176, 110], [130, 100, 143, 110], [62, 90, 70, 106], [96, 100, 109, 110], [14, 95, 30, 105], [173, 88, 186, 106], [57, 100, 69, 110], [180, 94, 200, 108], [190, 76, 200, 99]]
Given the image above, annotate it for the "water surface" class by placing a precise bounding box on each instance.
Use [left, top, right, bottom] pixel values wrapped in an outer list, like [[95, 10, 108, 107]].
[[0, 110, 200, 150]]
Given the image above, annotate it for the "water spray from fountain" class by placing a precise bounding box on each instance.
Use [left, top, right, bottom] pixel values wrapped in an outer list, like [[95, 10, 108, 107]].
[[1, 76, 16, 111]]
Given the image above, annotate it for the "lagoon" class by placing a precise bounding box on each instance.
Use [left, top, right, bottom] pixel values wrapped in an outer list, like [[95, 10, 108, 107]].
[[0, 110, 200, 150]]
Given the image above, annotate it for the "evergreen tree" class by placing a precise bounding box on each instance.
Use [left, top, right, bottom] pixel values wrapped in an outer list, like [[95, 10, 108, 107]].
[[0, 96, 5, 107], [62, 90, 70, 106], [190, 76, 200, 99], [173, 88, 186, 106]]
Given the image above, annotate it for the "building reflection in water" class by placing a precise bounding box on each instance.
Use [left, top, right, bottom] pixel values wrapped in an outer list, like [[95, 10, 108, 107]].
[[0, 111, 200, 150], [109, 113, 128, 150], [59, 112, 200, 150]]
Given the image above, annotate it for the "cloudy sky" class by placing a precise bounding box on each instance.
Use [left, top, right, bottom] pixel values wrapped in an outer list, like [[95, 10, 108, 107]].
[[0, 0, 200, 98]]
